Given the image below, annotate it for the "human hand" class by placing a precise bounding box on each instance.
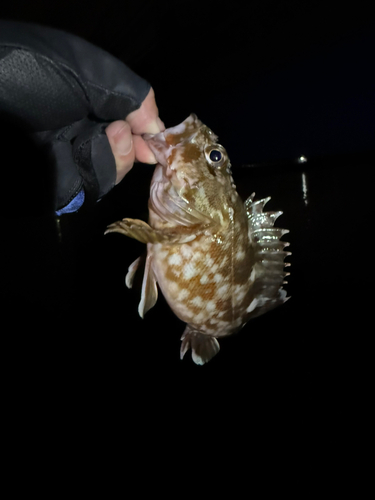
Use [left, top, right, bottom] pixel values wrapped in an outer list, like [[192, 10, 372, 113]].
[[0, 20, 164, 214], [106, 87, 165, 185]]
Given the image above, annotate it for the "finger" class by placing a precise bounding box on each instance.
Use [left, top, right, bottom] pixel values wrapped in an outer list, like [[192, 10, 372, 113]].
[[105, 120, 135, 184], [126, 87, 165, 135], [133, 135, 157, 164]]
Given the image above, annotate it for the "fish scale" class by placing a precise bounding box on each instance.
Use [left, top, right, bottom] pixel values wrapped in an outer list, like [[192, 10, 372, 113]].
[[105, 114, 290, 365]]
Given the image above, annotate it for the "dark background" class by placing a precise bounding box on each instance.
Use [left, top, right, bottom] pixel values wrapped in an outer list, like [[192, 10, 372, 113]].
[[1, 1, 373, 479]]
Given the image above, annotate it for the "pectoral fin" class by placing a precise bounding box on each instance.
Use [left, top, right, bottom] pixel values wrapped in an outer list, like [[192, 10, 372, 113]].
[[106, 218, 163, 244], [105, 218, 200, 245]]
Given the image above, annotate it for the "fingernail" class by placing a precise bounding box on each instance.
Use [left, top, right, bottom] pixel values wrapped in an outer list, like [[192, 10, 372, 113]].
[[145, 118, 165, 134], [157, 117, 165, 131], [145, 150, 157, 164]]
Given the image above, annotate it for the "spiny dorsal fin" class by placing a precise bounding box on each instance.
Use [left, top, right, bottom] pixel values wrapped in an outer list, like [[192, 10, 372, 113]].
[[244, 192, 291, 318]]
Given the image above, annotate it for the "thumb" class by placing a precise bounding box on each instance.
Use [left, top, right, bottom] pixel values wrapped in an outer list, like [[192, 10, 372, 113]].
[[105, 120, 136, 184]]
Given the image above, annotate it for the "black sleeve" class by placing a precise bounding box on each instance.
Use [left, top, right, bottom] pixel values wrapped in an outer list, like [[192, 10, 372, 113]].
[[0, 20, 151, 211]]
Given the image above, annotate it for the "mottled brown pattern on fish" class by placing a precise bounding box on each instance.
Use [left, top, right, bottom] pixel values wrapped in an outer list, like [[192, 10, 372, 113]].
[[105, 114, 290, 365], [167, 147, 178, 166], [181, 143, 201, 163], [151, 205, 254, 337], [165, 120, 198, 146]]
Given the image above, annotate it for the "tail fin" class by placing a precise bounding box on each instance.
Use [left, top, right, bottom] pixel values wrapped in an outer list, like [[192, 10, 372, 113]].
[[180, 328, 220, 365]]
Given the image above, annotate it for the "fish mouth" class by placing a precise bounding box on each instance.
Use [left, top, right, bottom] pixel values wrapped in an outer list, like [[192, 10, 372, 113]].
[[161, 113, 203, 140], [143, 113, 202, 142], [143, 114, 203, 165]]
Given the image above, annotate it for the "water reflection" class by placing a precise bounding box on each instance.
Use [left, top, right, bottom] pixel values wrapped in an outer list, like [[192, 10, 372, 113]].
[[301, 172, 308, 206]]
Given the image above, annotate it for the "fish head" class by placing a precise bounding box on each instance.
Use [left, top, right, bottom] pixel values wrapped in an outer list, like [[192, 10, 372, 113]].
[[143, 114, 237, 222]]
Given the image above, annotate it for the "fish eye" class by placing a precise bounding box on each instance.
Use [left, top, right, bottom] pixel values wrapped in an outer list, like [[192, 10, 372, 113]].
[[209, 150, 222, 162], [205, 145, 226, 168]]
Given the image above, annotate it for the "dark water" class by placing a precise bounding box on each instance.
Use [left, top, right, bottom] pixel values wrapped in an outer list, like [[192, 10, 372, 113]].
[[1, 3, 373, 478]]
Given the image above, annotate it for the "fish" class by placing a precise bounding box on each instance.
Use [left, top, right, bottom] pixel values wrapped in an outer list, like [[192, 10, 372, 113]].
[[105, 114, 290, 365]]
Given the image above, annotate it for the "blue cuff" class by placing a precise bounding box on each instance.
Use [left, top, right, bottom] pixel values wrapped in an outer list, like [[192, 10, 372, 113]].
[[55, 188, 85, 215]]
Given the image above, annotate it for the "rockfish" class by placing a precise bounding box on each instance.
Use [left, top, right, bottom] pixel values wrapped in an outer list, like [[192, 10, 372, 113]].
[[105, 114, 290, 364]]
